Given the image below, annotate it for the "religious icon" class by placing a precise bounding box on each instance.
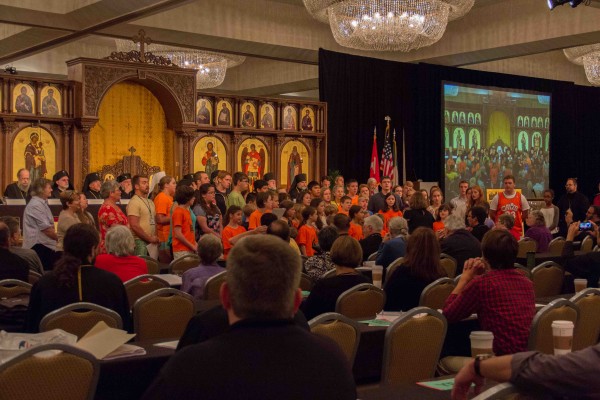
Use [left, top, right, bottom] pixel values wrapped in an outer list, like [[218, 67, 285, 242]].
[[532, 117, 538, 128], [216, 100, 232, 126], [240, 102, 256, 128], [453, 128, 465, 149], [12, 127, 55, 183], [518, 131, 529, 151], [40, 86, 61, 116], [451, 111, 458, 123], [194, 136, 226, 175], [238, 138, 268, 188], [281, 140, 309, 190], [517, 116, 523, 127], [444, 110, 450, 123], [475, 113, 481, 125], [545, 133, 549, 151], [300, 107, 314, 131], [196, 99, 212, 125], [545, 117, 549, 129], [524, 116, 529, 128], [13, 83, 35, 114], [260, 104, 274, 129], [469, 129, 480, 149], [467, 112, 474, 124], [283, 106, 297, 130], [532, 132, 542, 149], [444, 128, 450, 149], [459, 112, 466, 124], [537, 117, 543, 128]]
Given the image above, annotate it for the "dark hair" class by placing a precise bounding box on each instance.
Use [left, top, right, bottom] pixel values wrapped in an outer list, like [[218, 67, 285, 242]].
[[158, 175, 174, 191], [260, 212, 278, 227], [436, 204, 452, 221], [332, 214, 350, 232], [278, 192, 290, 203], [481, 229, 517, 270], [382, 192, 399, 212], [224, 205, 242, 226], [403, 227, 445, 281], [254, 180, 268, 191], [318, 226, 339, 252], [321, 176, 332, 183], [0, 222, 9, 247], [267, 219, 290, 242], [0, 216, 19, 238], [469, 206, 487, 225], [245, 192, 257, 204], [233, 172, 249, 186], [53, 224, 100, 288], [132, 175, 147, 188], [296, 191, 311, 205], [175, 185, 195, 205], [340, 195, 351, 203], [346, 179, 358, 186], [330, 236, 362, 268], [300, 206, 316, 228], [503, 175, 515, 183], [256, 191, 271, 208], [307, 181, 320, 191], [349, 205, 362, 220], [196, 183, 219, 216], [543, 189, 555, 198], [309, 198, 325, 230]]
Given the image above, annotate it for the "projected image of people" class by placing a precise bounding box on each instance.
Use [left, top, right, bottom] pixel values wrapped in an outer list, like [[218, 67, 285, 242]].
[[443, 84, 550, 200]]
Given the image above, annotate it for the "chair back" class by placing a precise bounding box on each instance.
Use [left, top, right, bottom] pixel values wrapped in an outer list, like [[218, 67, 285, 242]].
[[39, 302, 123, 339], [133, 288, 195, 341], [124, 274, 170, 309], [570, 288, 600, 351], [367, 252, 378, 261], [531, 261, 564, 297], [203, 271, 227, 300], [513, 263, 532, 280], [335, 283, 385, 320], [355, 266, 372, 279], [580, 236, 594, 253], [169, 254, 200, 275], [0, 279, 32, 298], [299, 273, 314, 291], [439, 253, 457, 278], [472, 382, 522, 400], [139, 256, 160, 274], [594, 245, 600, 252], [517, 238, 537, 258], [528, 298, 579, 354], [381, 307, 447, 385], [548, 237, 566, 256], [321, 268, 337, 279], [385, 257, 404, 284], [0, 344, 99, 400], [309, 312, 361, 366], [28, 270, 42, 285], [419, 278, 456, 310]]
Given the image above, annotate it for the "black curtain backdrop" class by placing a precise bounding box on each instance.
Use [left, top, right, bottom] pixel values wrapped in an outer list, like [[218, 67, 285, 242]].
[[319, 49, 600, 200]]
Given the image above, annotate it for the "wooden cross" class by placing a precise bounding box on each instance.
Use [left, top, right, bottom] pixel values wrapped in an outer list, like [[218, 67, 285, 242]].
[[128, 146, 137, 157], [132, 29, 152, 63]]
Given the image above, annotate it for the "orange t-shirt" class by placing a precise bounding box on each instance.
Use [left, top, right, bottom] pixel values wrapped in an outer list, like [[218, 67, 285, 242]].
[[222, 225, 246, 259], [296, 224, 317, 257], [337, 208, 349, 216], [154, 192, 173, 242], [248, 209, 264, 230], [350, 195, 359, 205], [348, 222, 364, 241], [496, 192, 524, 236], [172, 206, 195, 252], [378, 209, 403, 236], [433, 221, 445, 233]]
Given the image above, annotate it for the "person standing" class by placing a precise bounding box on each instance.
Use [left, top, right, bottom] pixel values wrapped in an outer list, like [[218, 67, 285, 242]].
[[557, 178, 590, 237], [450, 180, 469, 221], [97, 180, 128, 254], [154, 175, 176, 263], [127, 175, 159, 256], [367, 176, 402, 214], [489, 175, 530, 239], [228, 172, 248, 209]]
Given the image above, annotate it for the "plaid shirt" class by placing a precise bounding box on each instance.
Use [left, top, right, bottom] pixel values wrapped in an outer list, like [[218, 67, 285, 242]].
[[443, 269, 536, 355]]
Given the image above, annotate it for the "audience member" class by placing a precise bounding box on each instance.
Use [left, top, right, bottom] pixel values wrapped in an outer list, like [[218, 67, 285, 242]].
[[116, 173, 133, 199], [0, 221, 29, 282], [3, 168, 31, 202], [320, 176, 332, 191], [524, 210, 553, 252], [376, 216, 408, 270], [346, 179, 358, 203], [193, 183, 222, 241], [172, 185, 197, 259], [214, 171, 231, 216], [263, 172, 277, 191], [441, 214, 482, 275], [443, 229, 535, 355], [540, 189, 559, 235], [95, 225, 147, 282], [433, 203, 451, 237], [310, 198, 327, 231], [82, 173, 102, 200], [249, 191, 273, 230], [466, 206, 490, 242], [57, 190, 82, 251], [228, 172, 248, 209], [97, 180, 128, 254], [359, 215, 383, 261], [144, 235, 356, 400], [0, 216, 44, 274], [339, 195, 352, 215], [359, 184, 370, 199], [253, 179, 268, 193], [321, 187, 332, 205], [367, 176, 402, 214], [26, 223, 129, 332], [301, 236, 369, 320], [127, 175, 159, 256], [428, 187, 444, 216], [557, 178, 590, 236], [153, 175, 176, 263], [367, 177, 378, 196], [348, 205, 364, 241], [496, 213, 520, 241], [562, 221, 600, 288], [296, 206, 318, 257], [331, 185, 345, 210], [267, 219, 299, 254], [332, 213, 351, 236], [378, 192, 403, 235], [297, 191, 312, 207], [307, 181, 321, 199], [403, 191, 435, 233], [489, 175, 530, 239], [450, 180, 469, 221], [304, 226, 339, 281], [384, 227, 445, 311], [77, 193, 96, 227], [181, 235, 225, 300]]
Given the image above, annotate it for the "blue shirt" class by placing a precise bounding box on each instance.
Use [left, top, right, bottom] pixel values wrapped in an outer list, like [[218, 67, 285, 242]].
[[23, 195, 56, 250], [376, 235, 407, 269]]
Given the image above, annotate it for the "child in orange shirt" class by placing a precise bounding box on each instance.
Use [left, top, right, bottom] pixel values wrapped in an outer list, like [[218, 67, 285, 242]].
[[249, 191, 273, 229], [378, 192, 403, 236], [348, 205, 364, 241], [172, 185, 197, 259], [433, 204, 451, 239], [338, 195, 352, 215], [222, 205, 266, 259], [296, 206, 318, 257]]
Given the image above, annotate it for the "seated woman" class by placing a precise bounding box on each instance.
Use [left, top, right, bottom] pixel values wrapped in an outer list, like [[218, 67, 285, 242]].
[[300, 235, 369, 320], [25, 223, 130, 332], [181, 234, 225, 300], [304, 227, 339, 281], [384, 227, 446, 311], [525, 210, 553, 253], [95, 225, 148, 282]]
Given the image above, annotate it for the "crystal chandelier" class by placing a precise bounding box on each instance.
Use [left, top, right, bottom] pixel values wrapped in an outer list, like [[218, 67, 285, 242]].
[[115, 40, 245, 89], [564, 44, 600, 86], [327, 0, 451, 52]]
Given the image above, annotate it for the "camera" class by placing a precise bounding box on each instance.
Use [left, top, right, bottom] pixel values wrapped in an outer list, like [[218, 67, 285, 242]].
[[579, 221, 592, 231]]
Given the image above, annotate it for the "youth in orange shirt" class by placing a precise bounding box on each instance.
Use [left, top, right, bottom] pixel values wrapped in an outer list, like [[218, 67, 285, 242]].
[[222, 205, 266, 259], [338, 195, 352, 215], [348, 205, 364, 241], [172, 186, 197, 257], [296, 206, 318, 257], [249, 191, 273, 229], [378, 192, 403, 236]]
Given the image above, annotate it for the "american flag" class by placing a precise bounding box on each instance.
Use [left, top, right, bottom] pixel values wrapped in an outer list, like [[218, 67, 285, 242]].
[[380, 125, 394, 180]]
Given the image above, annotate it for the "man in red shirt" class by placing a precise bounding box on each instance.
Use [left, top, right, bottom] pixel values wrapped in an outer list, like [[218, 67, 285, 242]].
[[489, 175, 530, 238], [443, 229, 535, 355]]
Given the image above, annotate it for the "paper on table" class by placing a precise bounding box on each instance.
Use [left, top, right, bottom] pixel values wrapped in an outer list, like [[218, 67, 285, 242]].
[[74, 321, 136, 360], [103, 344, 146, 360], [417, 378, 456, 391], [146, 243, 159, 259], [154, 340, 179, 349]]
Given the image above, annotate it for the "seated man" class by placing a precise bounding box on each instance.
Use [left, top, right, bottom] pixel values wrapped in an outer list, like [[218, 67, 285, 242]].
[[83, 173, 102, 199], [144, 235, 356, 400], [0, 222, 29, 281], [0, 216, 44, 274], [50, 170, 70, 199], [376, 216, 408, 270], [443, 230, 535, 356], [359, 215, 383, 261], [562, 221, 600, 288], [467, 206, 489, 242], [441, 214, 482, 275], [3, 168, 31, 202], [268, 219, 300, 255]]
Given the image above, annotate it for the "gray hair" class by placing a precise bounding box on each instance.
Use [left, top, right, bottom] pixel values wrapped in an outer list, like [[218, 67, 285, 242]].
[[367, 177, 377, 184], [444, 213, 466, 231], [100, 180, 120, 199], [364, 215, 383, 232], [389, 217, 408, 237], [30, 178, 51, 197], [197, 234, 223, 265], [105, 225, 134, 256], [531, 210, 546, 226]]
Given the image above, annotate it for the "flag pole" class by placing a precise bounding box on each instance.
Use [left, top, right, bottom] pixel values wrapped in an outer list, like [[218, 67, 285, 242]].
[[402, 128, 406, 184]]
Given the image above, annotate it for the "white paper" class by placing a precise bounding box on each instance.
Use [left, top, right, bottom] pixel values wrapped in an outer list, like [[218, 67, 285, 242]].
[[153, 274, 182, 287], [74, 321, 136, 360], [146, 243, 159, 259], [102, 344, 146, 360], [154, 340, 179, 349]]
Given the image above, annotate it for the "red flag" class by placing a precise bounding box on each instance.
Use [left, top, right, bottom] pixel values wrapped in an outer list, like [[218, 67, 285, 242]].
[[370, 127, 381, 183]]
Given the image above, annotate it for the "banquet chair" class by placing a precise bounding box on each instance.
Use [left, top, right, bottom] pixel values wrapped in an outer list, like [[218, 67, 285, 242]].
[[139, 255, 160, 274], [133, 288, 194, 341], [531, 261, 564, 297], [570, 288, 600, 351], [367, 252, 378, 262], [513, 263, 532, 280], [124, 274, 170, 310], [440, 253, 457, 279], [203, 271, 227, 300], [169, 254, 200, 275], [322, 268, 337, 279], [381, 307, 447, 385], [0, 279, 32, 298], [528, 299, 579, 354], [299, 273, 314, 291], [419, 278, 455, 310], [39, 302, 123, 339], [309, 312, 361, 366], [28, 270, 42, 285], [580, 236, 594, 253], [0, 343, 99, 400], [548, 237, 566, 257], [517, 238, 537, 258], [472, 382, 522, 400], [384, 257, 404, 285], [335, 283, 385, 320]]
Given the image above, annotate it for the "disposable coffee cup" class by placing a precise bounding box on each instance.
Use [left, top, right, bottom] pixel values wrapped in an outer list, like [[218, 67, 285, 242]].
[[574, 279, 587, 293], [552, 320, 574, 355], [470, 331, 494, 357], [372, 265, 383, 289]]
